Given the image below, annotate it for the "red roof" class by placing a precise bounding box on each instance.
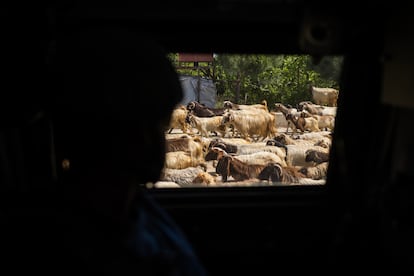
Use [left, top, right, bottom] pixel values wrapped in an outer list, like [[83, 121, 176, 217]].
[[178, 53, 213, 62]]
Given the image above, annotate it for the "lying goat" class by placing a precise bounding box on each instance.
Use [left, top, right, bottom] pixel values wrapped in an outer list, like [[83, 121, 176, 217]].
[[258, 162, 305, 184], [214, 147, 267, 182]]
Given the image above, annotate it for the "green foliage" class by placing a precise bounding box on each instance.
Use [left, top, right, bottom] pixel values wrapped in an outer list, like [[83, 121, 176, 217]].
[[173, 53, 343, 109]]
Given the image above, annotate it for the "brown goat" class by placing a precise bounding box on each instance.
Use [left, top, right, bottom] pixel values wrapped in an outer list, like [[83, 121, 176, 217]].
[[286, 112, 320, 133], [258, 162, 305, 184], [305, 149, 330, 164], [216, 155, 267, 182]]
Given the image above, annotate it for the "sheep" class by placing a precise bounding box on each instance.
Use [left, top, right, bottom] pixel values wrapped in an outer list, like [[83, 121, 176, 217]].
[[205, 140, 287, 164], [210, 137, 252, 146], [235, 143, 286, 162], [266, 138, 289, 150], [297, 101, 318, 113], [257, 162, 306, 184], [167, 105, 192, 134], [291, 131, 332, 140], [290, 132, 333, 149], [164, 151, 207, 170], [309, 86, 339, 107], [208, 138, 239, 153], [273, 102, 295, 116], [256, 157, 327, 185], [160, 166, 206, 185], [214, 149, 267, 182], [205, 144, 233, 161], [165, 135, 205, 163], [223, 100, 269, 112], [298, 101, 337, 116], [313, 139, 331, 149], [192, 171, 217, 186], [272, 133, 326, 148], [298, 162, 329, 180], [285, 112, 320, 133], [216, 157, 267, 182], [210, 146, 287, 167], [312, 114, 335, 131], [221, 109, 277, 141], [317, 106, 337, 117], [236, 151, 287, 167], [283, 145, 322, 167], [271, 132, 332, 152], [204, 140, 238, 162], [269, 133, 298, 146], [298, 105, 335, 131], [273, 102, 301, 133], [219, 107, 280, 140], [305, 149, 330, 164], [266, 133, 329, 167], [185, 113, 227, 137]]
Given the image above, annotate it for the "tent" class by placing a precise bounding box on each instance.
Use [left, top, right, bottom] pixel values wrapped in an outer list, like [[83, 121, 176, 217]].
[[178, 75, 217, 108]]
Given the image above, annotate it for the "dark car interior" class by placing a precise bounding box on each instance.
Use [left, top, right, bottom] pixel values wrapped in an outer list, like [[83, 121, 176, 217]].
[[2, 1, 414, 274]]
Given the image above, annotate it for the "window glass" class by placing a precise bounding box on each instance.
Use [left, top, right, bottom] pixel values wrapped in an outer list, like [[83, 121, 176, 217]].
[[153, 54, 343, 188]]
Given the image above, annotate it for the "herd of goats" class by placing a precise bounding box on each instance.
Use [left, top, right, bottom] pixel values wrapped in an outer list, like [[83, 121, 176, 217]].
[[156, 87, 339, 188]]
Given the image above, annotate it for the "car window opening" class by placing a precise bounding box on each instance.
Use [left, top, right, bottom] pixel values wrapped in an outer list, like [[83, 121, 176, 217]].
[[156, 54, 343, 188]]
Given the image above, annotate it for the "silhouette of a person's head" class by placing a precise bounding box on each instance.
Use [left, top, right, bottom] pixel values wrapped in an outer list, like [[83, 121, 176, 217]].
[[53, 26, 183, 220]]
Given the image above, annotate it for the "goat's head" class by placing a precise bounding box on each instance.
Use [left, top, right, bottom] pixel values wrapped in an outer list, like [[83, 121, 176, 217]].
[[221, 112, 233, 124], [258, 162, 283, 182], [210, 146, 228, 160], [208, 138, 223, 149], [300, 111, 310, 118], [223, 100, 233, 109], [274, 103, 283, 111], [186, 101, 196, 111], [273, 133, 288, 145]]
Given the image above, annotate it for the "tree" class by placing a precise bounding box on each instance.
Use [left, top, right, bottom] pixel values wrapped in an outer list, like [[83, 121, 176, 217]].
[[171, 53, 343, 109]]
